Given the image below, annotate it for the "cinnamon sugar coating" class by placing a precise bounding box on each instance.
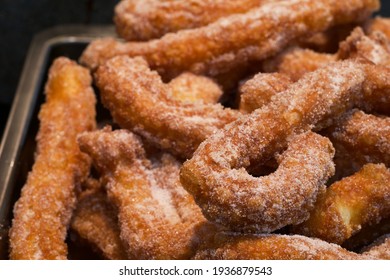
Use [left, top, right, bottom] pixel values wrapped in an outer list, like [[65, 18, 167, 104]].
[[81, 0, 379, 76], [180, 60, 390, 233], [292, 164, 390, 245], [114, 0, 275, 41], [95, 56, 239, 159], [182, 131, 335, 232], [168, 72, 222, 105], [78, 128, 220, 259], [71, 187, 127, 260], [262, 47, 336, 82], [9, 57, 96, 259], [326, 110, 390, 179], [263, 27, 390, 82], [194, 233, 370, 260], [239, 72, 292, 112]]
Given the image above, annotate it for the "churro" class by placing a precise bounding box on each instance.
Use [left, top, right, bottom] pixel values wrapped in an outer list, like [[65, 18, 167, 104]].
[[114, 0, 275, 41], [9, 57, 96, 259], [81, 0, 379, 78], [292, 164, 390, 244], [78, 128, 219, 259]]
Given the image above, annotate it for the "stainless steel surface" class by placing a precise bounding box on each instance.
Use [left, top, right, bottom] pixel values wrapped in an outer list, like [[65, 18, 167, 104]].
[[0, 25, 114, 259]]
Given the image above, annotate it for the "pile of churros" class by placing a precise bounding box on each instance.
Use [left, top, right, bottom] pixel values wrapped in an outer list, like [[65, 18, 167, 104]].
[[8, 0, 390, 259]]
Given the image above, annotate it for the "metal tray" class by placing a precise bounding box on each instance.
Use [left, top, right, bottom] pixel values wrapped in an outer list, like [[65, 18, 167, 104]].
[[0, 25, 115, 259]]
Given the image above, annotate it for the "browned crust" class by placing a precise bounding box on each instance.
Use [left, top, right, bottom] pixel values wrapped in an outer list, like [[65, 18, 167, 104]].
[[180, 60, 390, 233], [71, 187, 127, 260], [292, 164, 390, 244], [239, 73, 292, 113], [78, 128, 218, 259], [194, 233, 368, 260], [9, 57, 96, 259], [81, 0, 379, 76], [95, 56, 239, 159], [114, 0, 274, 41]]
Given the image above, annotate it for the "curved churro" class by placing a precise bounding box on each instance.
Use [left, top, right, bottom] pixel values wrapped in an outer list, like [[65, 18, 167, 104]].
[[180, 60, 390, 232], [81, 0, 379, 76], [239, 72, 292, 113], [292, 164, 390, 245], [78, 128, 219, 259], [183, 131, 335, 232], [114, 0, 275, 41], [9, 57, 96, 259], [95, 56, 239, 159], [263, 27, 390, 82], [244, 27, 390, 114], [194, 233, 369, 260], [71, 187, 127, 260]]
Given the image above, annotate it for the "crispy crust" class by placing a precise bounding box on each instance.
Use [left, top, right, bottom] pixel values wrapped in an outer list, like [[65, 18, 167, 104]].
[[81, 0, 379, 75], [114, 0, 274, 41], [180, 60, 390, 233], [168, 72, 222, 104], [181, 131, 334, 232], [78, 128, 220, 259], [292, 164, 390, 244], [263, 27, 390, 82], [239, 73, 292, 113], [194, 233, 369, 260], [71, 187, 127, 260], [365, 17, 390, 40], [262, 47, 336, 82], [361, 234, 390, 259], [95, 56, 239, 159], [326, 110, 390, 180], [9, 57, 96, 259]]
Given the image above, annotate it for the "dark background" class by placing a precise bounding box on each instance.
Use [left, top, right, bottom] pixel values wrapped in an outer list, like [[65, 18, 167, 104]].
[[0, 0, 120, 137], [0, 0, 389, 138]]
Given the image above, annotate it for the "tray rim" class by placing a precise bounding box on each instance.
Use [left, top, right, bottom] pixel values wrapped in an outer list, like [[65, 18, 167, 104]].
[[0, 25, 115, 249]]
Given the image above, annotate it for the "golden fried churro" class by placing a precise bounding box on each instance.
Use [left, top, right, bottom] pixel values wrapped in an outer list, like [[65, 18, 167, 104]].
[[78, 128, 219, 259], [361, 64, 390, 115], [242, 26, 390, 113], [239, 73, 292, 113], [168, 72, 222, 104], [81, 0, 379, 76], [180, 60, 390, 233], [298, 22, 359, 53], [292, 164, 390, 245], [263, 27, 390, 82], [9, 57, 96, 259], [71, 187, 127, 260], [194, 233, 370, 260], [326, 110, 390, 179], [95, 56, 239, 159], [114, 0, 276, 41], [183, 131, 335, 233], [262, 47, 336, 82], [337, 27, 390, 65]]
